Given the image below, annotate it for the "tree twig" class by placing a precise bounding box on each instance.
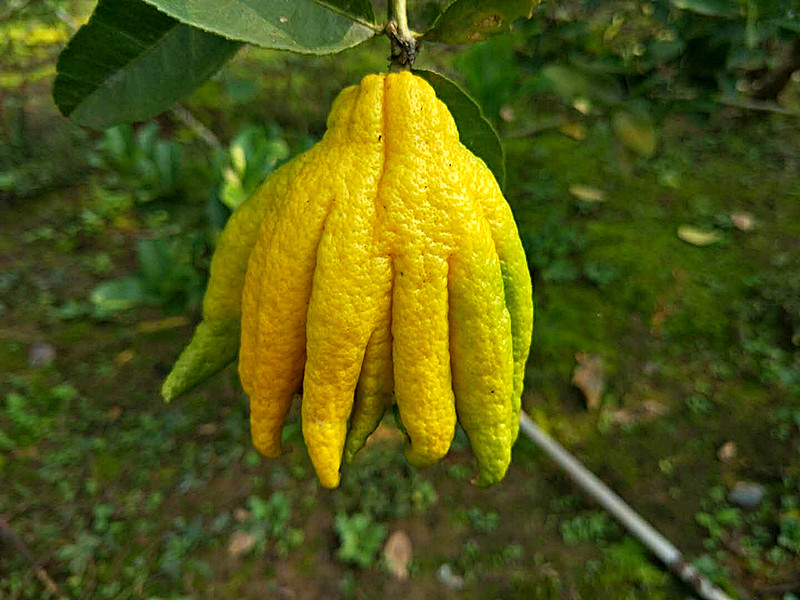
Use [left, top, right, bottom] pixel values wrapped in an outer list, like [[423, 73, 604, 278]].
[[387, 0, 417, 70], [170, 103, 222, 150]]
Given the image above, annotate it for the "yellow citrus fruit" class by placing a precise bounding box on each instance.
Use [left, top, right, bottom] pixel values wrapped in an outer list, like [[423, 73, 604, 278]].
[[164, 72, 533, 489]]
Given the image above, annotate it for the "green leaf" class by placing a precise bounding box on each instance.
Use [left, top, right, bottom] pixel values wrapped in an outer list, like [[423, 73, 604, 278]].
[[137, 239, 172, 288], [54, 0, 241, 128], [141, 0, 376, 54], [773, 17, 800, 33], [90, 277, 147, 313], [414, 69, 506, 190], [422, 0, 539, 44], [312, 0, 375, 24]]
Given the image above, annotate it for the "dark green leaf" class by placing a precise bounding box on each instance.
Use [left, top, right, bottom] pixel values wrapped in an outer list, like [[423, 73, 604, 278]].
[[422, 0, 539, 44], [312, 0, 375, 24], [54, 0, 241, 128], [415, 69, 506, 190], [772, 17, 800, 32], [137, 240, 172, 288], [141, 0, 376, 54]]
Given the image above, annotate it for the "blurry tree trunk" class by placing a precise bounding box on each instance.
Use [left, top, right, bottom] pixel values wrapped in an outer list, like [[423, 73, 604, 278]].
[[753, 37, 800, 101]]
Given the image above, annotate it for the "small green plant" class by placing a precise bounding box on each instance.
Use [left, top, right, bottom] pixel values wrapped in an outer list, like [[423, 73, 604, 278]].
[[243, 491, 304, 557], [91, 123, 185, 204], [2, 383, 77, 448], [584, 261, 620, 290], [334, 512, 387, 569], [778, 512, 800, 554], [581, 539, 670, 599], [158, 516, 212, 580], [560, 511, 620, 546], [90, 236, 206, 317], [520, 216, 587, 283], [335, 444, 438, 520], [467, 506, 500, 534], [218, 125, 290, 211], [56, 532, 102, 577]]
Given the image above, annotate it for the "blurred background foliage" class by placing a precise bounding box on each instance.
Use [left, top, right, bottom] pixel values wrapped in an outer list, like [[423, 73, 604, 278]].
[[1, 0, 799, 599]]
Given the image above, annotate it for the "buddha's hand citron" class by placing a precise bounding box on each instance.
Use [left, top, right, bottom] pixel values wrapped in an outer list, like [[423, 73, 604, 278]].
[[163, 72, 533, 489]]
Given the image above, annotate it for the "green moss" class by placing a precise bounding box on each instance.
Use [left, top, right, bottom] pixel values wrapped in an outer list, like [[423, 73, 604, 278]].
[[578, 539, 676, 600], [0, 340, 25, 372]]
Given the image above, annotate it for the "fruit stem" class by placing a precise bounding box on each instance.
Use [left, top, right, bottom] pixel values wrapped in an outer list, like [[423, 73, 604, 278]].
[[387, 0, 417, 71]]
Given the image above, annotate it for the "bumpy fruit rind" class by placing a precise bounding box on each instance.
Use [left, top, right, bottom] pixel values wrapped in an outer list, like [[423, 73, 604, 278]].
[[164, 72, 534, 489]]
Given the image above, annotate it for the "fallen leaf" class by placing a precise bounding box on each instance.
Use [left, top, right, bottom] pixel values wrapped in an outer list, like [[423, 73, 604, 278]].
[[197, 423, 217, 436], [105, 406, 122, 422], [233, 507, 250, 523], [677, 225, 722, 246], [718, 441, 737, 462], [384, 530, 413, 580], [610, 409, 634, 425], [228, 530, 256, 557], [12, 446, 39, 460], [612, 111, 658, 157], [572, 353, 606, 410], [115, 349, 135, 366], [642, 400, 668, 417], [569, 184, 606, 203], [560, 122, 586, 140], [730, 212, 755, 232], [573, 98, 592, 115], [136, 316, 190, 334], [499, 105, 516, 123]]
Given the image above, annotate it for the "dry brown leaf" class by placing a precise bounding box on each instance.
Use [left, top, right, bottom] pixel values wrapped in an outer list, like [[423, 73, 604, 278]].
[[384, 530, 413, 580], [228, 530, 256, 557], [115, 349, 135, 366], [569, 184, 606, 203], [11, 446, 39, 460], [560, 122, 586, 140], [610, 409, 634, 425], [718, 441, 737, 462], [730, 212, 755, 232], [572, 353, 606, 410], [233, 507, 250, 523], [641, 400, 668, 417], [499, 105, 516, 123], [197, 423, 217, 436], [105, 406, 122, 422], [611, 111, 658, 157], [677, 225, 722, 247], [573, 98, 592, 115]]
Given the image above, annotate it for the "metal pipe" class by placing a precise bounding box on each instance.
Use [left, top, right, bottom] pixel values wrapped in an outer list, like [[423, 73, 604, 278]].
[[518, 411, 735, 600]]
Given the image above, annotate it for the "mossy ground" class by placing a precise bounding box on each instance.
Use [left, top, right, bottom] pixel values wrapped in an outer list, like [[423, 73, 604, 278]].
[[1, 22, 799, 600]]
